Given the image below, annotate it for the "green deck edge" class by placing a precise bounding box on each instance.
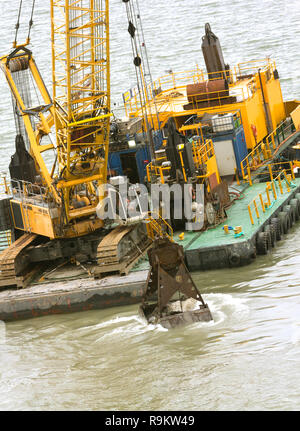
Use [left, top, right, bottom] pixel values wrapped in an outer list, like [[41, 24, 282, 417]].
[[186, 178, 300, 250], [132, 178, 300, 272]]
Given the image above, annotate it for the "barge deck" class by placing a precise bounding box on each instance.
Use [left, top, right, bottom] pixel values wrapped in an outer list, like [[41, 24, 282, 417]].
[[1, 176, 300, 322]]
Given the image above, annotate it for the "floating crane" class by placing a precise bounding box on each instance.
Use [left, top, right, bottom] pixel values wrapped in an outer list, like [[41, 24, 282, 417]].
[[0, 0, 150, 287]]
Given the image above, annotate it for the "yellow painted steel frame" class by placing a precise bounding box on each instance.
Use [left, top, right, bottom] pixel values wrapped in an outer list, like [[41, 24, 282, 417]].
[[146, 136, 220, 186], [0, 2, 110, 239], [50, 0, 111, 219], [0, 49, 58, 201], [146, 212, 173, 242], [124, 59, 286, 151]]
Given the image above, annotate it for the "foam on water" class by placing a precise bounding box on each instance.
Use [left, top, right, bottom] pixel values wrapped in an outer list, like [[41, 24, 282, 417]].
[[205, 293, 249, 323], [88, 293, 250, 339], [94, 314, 169, 342], [0, 320, 6, 344]]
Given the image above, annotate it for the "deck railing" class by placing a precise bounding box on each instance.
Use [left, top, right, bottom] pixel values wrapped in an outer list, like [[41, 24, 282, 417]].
[[146, 137, 215, 184], [247, 168, 295, 225], [123, 58, 276, 119], [0, 176, 10, 197], [191, 138, 214, 166], [145, 212, 173, 242], [240, 119, 296, 183], [146, 159, 170, 184]]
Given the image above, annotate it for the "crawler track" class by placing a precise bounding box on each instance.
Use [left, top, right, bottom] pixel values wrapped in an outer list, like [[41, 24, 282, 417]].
[[95, 224, 152, 276], [0, 233, 37, 287]]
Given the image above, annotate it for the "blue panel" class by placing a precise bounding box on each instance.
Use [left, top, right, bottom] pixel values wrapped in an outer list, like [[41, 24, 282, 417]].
[[108, 152, 122, 177], [107, 131, 163, 184], [135, 146, 151, 183], [108, 147, 151, 184], [232, 128, 248, 175]]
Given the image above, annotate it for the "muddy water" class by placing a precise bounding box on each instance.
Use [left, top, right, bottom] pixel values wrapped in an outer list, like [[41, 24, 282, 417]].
[[0, 0, 300, 411], [1, 223, 300, 410]]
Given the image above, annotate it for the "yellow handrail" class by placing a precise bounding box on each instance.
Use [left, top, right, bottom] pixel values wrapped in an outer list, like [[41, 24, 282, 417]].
[[240, 118, 295, 181], [146, 137, 215, 184], [124, 58, 276, 119], [247, 169, 294, 225], [146, 161, 171, 184], [145, 211, 173, 241], [192, 138, 214, 166], [244, 160, 295, 185], [0, 176, 10, 196]]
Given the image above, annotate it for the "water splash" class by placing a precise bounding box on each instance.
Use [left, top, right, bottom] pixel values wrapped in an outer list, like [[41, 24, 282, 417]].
[[0, 320, 5, 344]]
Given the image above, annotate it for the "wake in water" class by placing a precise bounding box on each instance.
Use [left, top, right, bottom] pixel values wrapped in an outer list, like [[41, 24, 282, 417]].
[[83, 292, 251, 340], [0, 320, 5, 344], [93, 314, 168, 342], [204, 293, 250, 325]]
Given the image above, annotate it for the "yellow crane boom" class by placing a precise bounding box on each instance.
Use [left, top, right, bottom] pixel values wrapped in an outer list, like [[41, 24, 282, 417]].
[[51, 0, 111, 203]]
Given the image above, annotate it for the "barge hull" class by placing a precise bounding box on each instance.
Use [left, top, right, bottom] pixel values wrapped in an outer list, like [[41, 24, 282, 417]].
[[0, 271, 148, 322], [1, 179, 300, 322]]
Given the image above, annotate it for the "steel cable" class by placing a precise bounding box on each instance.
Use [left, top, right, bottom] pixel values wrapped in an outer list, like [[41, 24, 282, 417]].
[[13, 0, 23, 47]]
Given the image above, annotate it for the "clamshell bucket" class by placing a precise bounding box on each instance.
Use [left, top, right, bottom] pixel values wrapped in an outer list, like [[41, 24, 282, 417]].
[[139, 238, 213, 329]]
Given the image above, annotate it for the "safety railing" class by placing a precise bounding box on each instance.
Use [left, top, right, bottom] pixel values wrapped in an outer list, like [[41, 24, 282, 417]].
[[192, 138, 215, 167], [179, 138, 216, 183], [247, 168, 295, 225], [0, 176, 10, 197], [240, 118, 296, 182], [179, 110, 242, 138], [243, 161, 295, 186], [10, 179, 52, 233], [145, 211, 173, 242], [146, 137, 215, 184], [179, 123, 205, 140], [125, 78, 254, 119], [234, 58, 276, 77], [124, 58, 276, 119], [10, 179, 48, 204], [146, 159, 171, 184]]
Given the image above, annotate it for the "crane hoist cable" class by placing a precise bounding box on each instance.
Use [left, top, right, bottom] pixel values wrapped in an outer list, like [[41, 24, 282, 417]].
[[123, 0, 156, 158], [13, 0, 36, 48], [13, 0, 23, 48], [123, 3, 147, 122], [27, 0, 36, 44], [133, 0, 161, 131]]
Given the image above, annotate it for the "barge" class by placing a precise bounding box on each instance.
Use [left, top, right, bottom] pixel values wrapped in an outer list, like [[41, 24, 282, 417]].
[[1, 173, 300, 322], [0, 3, 300, 322]]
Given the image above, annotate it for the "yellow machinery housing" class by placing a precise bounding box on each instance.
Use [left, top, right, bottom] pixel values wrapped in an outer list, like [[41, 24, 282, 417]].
[[123, 58, 286, 151], [146, 133, 221, 190]]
